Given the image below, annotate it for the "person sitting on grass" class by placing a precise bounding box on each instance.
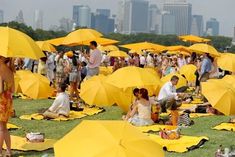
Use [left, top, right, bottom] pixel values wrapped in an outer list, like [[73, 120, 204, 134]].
[[43, 83, 70, 119], [165, 99, 179, 126]]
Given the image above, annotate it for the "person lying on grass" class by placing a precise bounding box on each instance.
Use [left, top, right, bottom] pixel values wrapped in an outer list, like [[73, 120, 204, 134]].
[[43, 83, 70, 119]]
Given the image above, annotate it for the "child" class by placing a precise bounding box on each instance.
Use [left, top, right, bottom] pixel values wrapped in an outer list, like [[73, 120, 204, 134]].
[[166, 102, 179, 126], [178, 110, 194, 126]]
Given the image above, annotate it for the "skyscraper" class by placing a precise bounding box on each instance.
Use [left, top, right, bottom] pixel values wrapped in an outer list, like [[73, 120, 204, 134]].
[[15, 10, 24, 24], [0, 10, 3, 23], [117, 0, 125, 33], [206, 18, 219, 36], [122, 0, 149, 34], [162, 12, 176, 35], [96, 9, 111, 17], [72, 5, 91, 28], [191, 15, 204, 36], [163, 0, 192, 35], [232, 26, 235, 45], [59, 18, 74, 32], [34, 10, 43, 29], [148, 4, 161, 34]]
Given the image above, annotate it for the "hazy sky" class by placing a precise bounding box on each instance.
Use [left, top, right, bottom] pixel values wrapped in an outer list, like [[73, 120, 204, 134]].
[[0, 0, 234, 37]]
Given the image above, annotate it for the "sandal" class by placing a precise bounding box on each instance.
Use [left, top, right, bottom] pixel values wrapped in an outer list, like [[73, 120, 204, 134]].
[[5, 151, 12, 157]]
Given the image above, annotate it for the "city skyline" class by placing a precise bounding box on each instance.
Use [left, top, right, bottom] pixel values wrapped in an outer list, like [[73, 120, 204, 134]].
[[0, 0, 234, 36]]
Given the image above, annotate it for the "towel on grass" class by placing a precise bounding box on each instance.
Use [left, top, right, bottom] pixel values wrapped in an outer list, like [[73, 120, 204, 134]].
[[136, 124, 177, 133], [147, 134, 209, 153], [7, 123, 21, 130], [213, 123, 235, 132]]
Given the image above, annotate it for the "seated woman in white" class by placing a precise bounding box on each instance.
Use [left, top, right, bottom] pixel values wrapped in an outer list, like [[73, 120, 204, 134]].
[[125, 88, 154, 126], [43, 83, 70, 119]]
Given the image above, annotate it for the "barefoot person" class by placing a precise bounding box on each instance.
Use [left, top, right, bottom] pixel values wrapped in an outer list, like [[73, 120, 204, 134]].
[[0, 56, 15, 157]]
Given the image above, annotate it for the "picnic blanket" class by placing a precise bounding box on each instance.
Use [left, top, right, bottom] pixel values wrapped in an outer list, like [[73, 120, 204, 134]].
[[3, 136, 56, 151], [136, 124, 177, 133], [19, 107, 104, 121], [7, 123, 21, 130], [147, 134, 209, 153], [160, 112, 213, 119], [213, 123, 235, 132]]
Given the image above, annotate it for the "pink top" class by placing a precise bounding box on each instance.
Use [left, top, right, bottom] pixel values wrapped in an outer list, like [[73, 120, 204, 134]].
[[88, 49, 102, 68]]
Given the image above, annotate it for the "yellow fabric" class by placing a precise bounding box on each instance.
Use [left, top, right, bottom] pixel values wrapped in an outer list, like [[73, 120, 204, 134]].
[[189, 43, 220, 57], [213, 123, 235, 132], [80, 75, 118, 106], [62, 28, 102, 46], [0, 27, 44, 59], [167, 50, 190, 56], [147, 134, 209, 153], [189, 113, 214, 118], [222, 75, 235, 89], [36, 41, 56, 52], [121, 42, 166, 52], [167, 46, 191, 53], [54, 120, 164, 157], [7, 123, 21, 130], [179, 103, 197, 110], [107, 50, 129, 58], [99, 45, 119, 52], [14, 74, 21, 93], [179, 64, 197, 82], [217, 53, 235, 72], [161, 73, 187, 89], [99, 66, 113, 75], [19, 107, 103, 121], [3, 135, 56, 151], [202, 80, 235, 116], [83, 37, 119, 46], [191, 98, 203, 104], [129, 49, 144, 55], [136, 125, 177, 133], [179, 35, 211, 43]]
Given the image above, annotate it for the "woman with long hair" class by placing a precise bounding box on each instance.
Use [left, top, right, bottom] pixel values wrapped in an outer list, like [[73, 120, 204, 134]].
[[0, 57, 15, 157], [125, 88, 154, 126]]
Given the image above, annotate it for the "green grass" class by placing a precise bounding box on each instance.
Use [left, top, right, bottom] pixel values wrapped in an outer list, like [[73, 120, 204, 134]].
[[8, 99, 235, 157]]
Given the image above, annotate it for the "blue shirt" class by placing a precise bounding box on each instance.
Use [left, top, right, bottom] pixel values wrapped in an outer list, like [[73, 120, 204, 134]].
[[200, 57, 212, 75]]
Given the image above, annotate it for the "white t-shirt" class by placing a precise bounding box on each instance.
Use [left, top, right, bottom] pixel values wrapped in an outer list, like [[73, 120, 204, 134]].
[[158, 82, 177, 101], [49, 92, 70, 116], [140, 56, 146, 65]]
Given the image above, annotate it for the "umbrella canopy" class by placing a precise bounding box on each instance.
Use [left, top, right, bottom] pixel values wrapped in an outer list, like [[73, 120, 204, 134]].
[[99, 45, 119, 52], [179, 64, 197, 82], [15, 70, 32, 93], [161, 73, 187, 89], [167, 45, 191, 53], [167, 51, 190, 56], [54, 120, 164, 157], [201, 80, 235, 116], [80, 75, 118, 106], [222, 75, 235, 88], [83, 37, 119, 46], [217, 53, 235, 72], [62, 28, 103, 46], [179, 35, 211, 43], [36, 41, 56, 52], [19, 73, 53, 99], [129, 49, 144, 55], [121, 42, 166, 52], [46, 37, 65, 46], [99, 66, 113, 76], [0, 27, 45, 59], [106, 66, 161, 88], [107, 50, 129, 58], [189, 44, 220, 57]]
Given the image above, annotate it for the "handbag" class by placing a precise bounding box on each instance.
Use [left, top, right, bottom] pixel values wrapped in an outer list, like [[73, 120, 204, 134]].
[[26, 132, 45, 143]]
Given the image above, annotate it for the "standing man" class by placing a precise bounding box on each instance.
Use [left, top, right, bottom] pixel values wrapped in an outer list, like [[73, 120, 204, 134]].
[[85, 41, 102, 78], [199, 53, 212, 82]]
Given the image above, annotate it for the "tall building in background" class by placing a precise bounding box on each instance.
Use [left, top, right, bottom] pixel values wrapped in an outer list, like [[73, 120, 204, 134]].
[[163, 0, 192, 35], [162, 12, 175, 35], [0, 10, 3, 24], [232, 26, 235, 45], [191, 15, 203, 36], [117, 0, 125, 33], [96, 9, 111, 17], [59, 18, 74, 32], [34, 10, 43, 29], [122, 0, 149, 34], [206, 18, 219, 36], [15, 10, 24, 24], [72, 5, 91, 28], [148, 4, 161, 34]]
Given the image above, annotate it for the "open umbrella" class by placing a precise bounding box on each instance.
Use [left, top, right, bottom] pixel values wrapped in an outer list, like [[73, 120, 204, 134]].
[[54, 120, 164, 157], [0, 27, 44, 59], [202, 80, 235, 115], [161, 73, 187, 89], [83, 37, 119, 46], [179, 35, 211, 43], [62, 28, 103, 46], [189, 43, 220, 57], [217, 53, 235, 72], [46, 37, 65, 46], [99, 45, 119, 52], [121, 42, 166, 52], [36, 41, 56, 52], [80, 75, 118, 106], [179, 64, 197, 82], [107, 50, 129, 58]]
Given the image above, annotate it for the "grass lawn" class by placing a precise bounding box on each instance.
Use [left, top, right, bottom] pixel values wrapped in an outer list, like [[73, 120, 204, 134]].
[[8, 99, 235, 157]]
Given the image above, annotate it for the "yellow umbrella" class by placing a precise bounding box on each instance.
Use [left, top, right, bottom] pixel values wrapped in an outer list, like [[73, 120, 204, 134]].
[[167, 51, 190, 56], [222, 75, 235, 88], [179, 35, 211, 43], [54, 120, 164, 157], [106, 66, 161, 88], [99, 66, 113, 75], [179, 64, 197, 82], [15, 70, 32, 93], [189, 43, 220, 57], [121, 42, 166, 52], [14, 74, 21, 93], [107, 50, 129, 58], [0, 27, 45, 59], [217, 53, 235, 72], [83, 37, 119, 46], [99, 45, 119, 52], [36, 41, 56, 52], [129, 49, 144, 55], [201, 80, 235, 115], [80, 75, 117, 106], [167, 45, 191, 53], [46, 37, 65, 46], [161, 73, 187, 89], [62, 28, 103, 46], [19, 73, 53, 99]]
